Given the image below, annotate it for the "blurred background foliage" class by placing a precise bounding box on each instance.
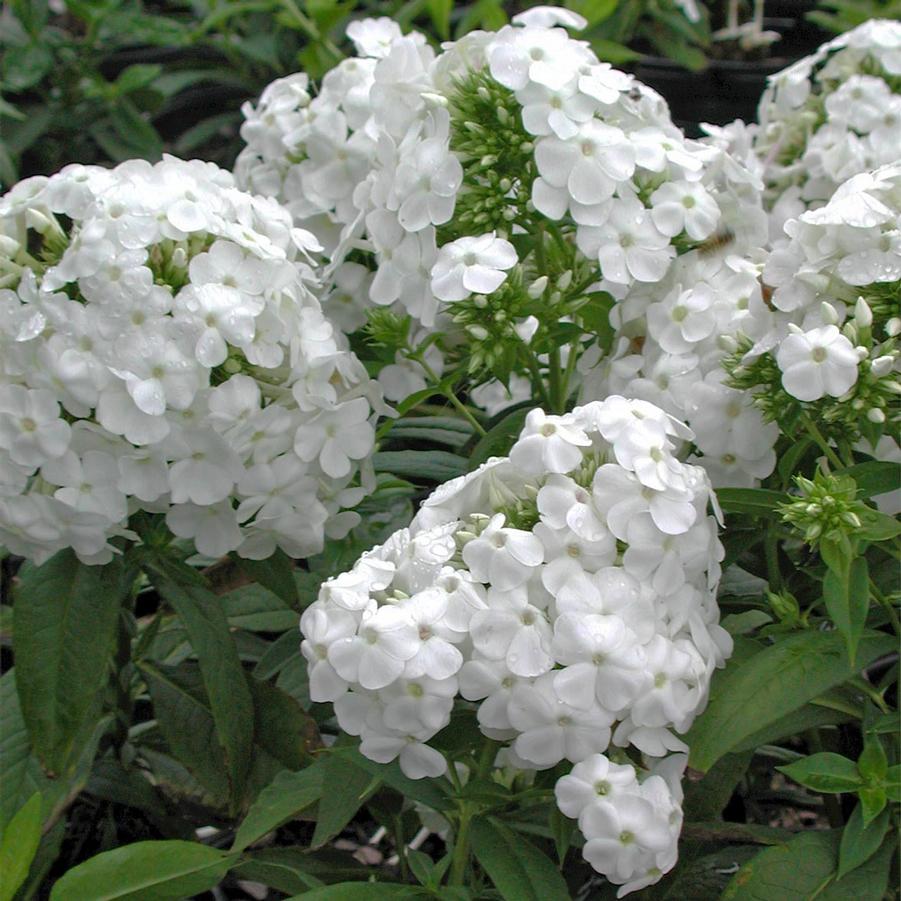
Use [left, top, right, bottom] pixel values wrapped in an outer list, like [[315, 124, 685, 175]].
[[0, 0, 854, 188]]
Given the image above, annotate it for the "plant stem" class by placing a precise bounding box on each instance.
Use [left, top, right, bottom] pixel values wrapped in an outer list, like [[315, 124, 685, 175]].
[[799, 413, 844, 470], [520, 346, 552, 409], [415, 355, 487, 437], [764, 526, 782, 590], [548, 345, 564, 413], [449, 804, 473, 886]]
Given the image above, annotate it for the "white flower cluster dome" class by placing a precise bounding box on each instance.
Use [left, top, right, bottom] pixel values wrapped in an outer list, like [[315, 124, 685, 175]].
[[753, 19, 901, 238], [300, 395, 731, 892], [0, 156, 382, 565], [731, 162, 900, 440], [237, 11, 768, 416]]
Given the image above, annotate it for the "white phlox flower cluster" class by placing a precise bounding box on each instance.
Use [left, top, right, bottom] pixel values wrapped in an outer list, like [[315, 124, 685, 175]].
[[300, 395, 731, 893], [752, 19, 901, 240], [0, 157, 383, 565], [556, 753, 686, 897], [748, 163, 900, 431], [237, 10, 767, 425]]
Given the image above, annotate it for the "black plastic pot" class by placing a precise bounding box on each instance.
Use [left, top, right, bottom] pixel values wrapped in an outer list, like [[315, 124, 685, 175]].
[[634, 12, 828, 136]]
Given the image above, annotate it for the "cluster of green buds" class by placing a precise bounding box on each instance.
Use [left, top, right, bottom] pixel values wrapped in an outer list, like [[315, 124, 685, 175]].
[[779, 469, 871, 547]]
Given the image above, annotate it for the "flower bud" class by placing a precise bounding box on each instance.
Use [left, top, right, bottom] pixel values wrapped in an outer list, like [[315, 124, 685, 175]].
[[854, 297, 873, 328], [871, 355, 894, 377], [467, 325, 489, 340], [867, 407, 886, 423], [820, 301, 839, 325], [528, 276, 549, 298]]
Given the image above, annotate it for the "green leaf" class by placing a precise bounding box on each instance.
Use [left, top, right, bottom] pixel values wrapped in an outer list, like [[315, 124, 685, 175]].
[[885, 764, 900, 802], [470, 817, 569, 901], [236, 549, 299, 607], [373, 450, 468, 482], [722, 830, 840, 900], [388, 416, 474, 449], [331, 747, 452, 811], [222, 583, 297, 631], [231, 847, 368, 894], [139, 661, 231, 804], [822, 557, 869, 665], [425, 0, 451, 37], [13, 550, 126, 774], [827, 833, 897, 901], [0, 792, 42, 901], [247, 674, 319, 770], [856, 508, 901, 541], [837, 461, 900, 499], [683, 752, 752, 821], [114, 64, 162, 95], [0, 669, 102, 835], [468, 405, 530, 468], [858, 785, 887, 825], [687, 630, 896, 772], [857, 738, 888, 784], [715, 488, 789, 518], [778, 753, 862, 793], [49, 840, 238, 901], [232, 764, 323, 852], [838, 804, 890, 879], [548, 805, 575, 866], [588, 38, 640, 63], [311, 753, 378, 848], [147, 568, 254, 809], [285, 883, 424, 900], [1, 43, 53, 91]]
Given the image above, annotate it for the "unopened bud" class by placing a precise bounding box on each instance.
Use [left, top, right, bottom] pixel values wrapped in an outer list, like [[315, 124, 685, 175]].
[[477, 86, 491, 101], [854, 297, 873, 328], [821, 301, 839, 325], [718, 334, 739, 353], [25, 209, 54, 234], [467, 325, 489, 340], [556, 270, 573, 291], [0, 234, 20, 257], [528, 276, 548, 298], [884, 317, 900, 337], [473, 294, 488, 308], [867, 407, 886, 423], [172, 247, 188, 269], [767, 589, 800, 623], [871, 355, 894, 377], [496, 106, 509, 124]]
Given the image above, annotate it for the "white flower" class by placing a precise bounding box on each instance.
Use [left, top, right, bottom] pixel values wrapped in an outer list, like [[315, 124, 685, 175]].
[[555, 754, 640, 818], [776, 325, 860, 402], [649, 181, 720, 241], [165, 500, 242, 558], [579, 196, 675, 285], [552, 613, 648, 712], [470, 586, 554, 678], [430, 233, 517, 302], [0, 385, 70, 468], [328, 605, 420, 690], [534, 121, 635, 206], [399, 589, 464, 680], [508, 673, 613, 767], [462, 514, 544, 590], [509, 409, 592, 474], [293, 397, 375, 479], [346, 17, 404, 58]]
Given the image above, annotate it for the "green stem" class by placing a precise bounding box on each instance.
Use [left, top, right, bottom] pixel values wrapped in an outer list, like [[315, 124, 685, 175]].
[[520, 346, 552, 409], [548, 345, 564, 413], [449, 805, 473, 886], [559, 342, 579, 411], [870, 580, 901, 636], [764, 526, 782, 590], [415, 355, 487, 437], [279, 0, 344, 61], [799, 413, 844, 470]]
